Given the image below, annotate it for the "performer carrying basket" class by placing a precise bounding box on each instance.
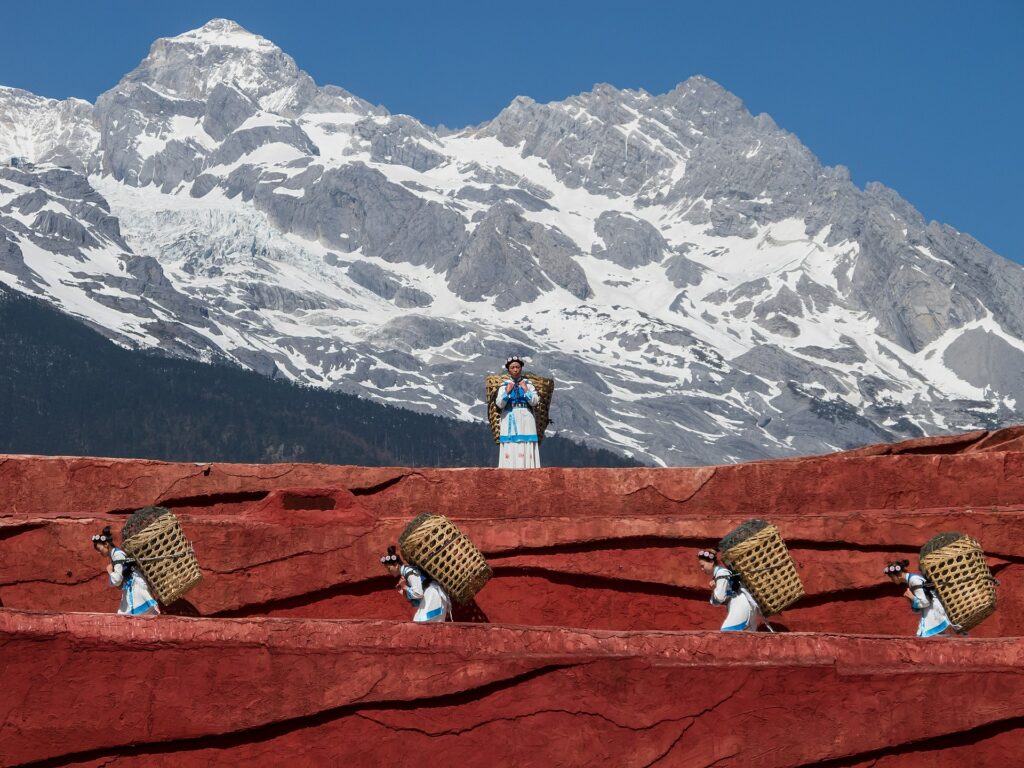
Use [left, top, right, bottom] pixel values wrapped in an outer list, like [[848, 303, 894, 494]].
[[716, 519, 805, 619], [91, 525, 160, 616], [380, 545, 451, 623], [884, 532, 997, 636], [118, 506, 202, 606], [397, 512, 491, 605], [697, 548, 761, 632], [485, 355, 554, 469]]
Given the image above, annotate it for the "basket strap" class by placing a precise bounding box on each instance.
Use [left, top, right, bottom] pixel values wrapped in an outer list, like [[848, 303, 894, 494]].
[[134, 550, 189, 564], [724, 562, 792, 576], [930, 574, 1000, 588]]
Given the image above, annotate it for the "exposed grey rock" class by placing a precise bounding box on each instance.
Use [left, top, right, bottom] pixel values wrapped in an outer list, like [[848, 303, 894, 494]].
[[456, 185, 552, 212], [347, 260, 432, 307], [31, 210, 99, 248], [258, 163, 466, 270], [355, 115, 445, 172], [202, 83, 258, 141], [796, 343, 867, 366], [943, 329, 1024, 401], [376, 315, 468, 351], [592, 211, 668, 267], [449, 203, 591, 309], [208, 122, 319, 168]]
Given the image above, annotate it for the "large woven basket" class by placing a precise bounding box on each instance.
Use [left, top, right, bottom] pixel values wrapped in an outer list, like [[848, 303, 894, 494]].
[[920, 534, 997, 631], [719, 521, 804, 616], [122, 507, 202, 605], [398, 513, 491, 604], [485, 372, 554, 445]]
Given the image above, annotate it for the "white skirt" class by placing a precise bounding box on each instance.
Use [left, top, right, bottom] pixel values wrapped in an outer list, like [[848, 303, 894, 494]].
[[499, 441, 541, 469]]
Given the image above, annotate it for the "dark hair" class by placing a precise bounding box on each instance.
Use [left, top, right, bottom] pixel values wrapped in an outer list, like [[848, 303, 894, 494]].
[[697, 548, 717, 563], [380, 545, 403, 566], [91, 525, 114, 547], [884, 559, 910, 576]]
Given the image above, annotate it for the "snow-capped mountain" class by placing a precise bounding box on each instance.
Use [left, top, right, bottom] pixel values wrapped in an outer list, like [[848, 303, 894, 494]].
[[1, 18, 1021, 465]]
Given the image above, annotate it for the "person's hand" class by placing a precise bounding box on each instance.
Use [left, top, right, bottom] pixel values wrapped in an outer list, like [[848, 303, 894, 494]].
[[397, 577, 407, 593], [519, 380, 530, 392], [106, 563, 115, 575], [708, 579, 715, 588], [505, 382, 514, 393], [903, 588, 914, 600]]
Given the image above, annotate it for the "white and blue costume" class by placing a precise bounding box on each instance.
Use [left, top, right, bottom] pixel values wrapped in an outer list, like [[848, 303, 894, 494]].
[[109, 548, 160, 616], [494, 377, 541, 469], [401, 564, 451, 623], [711, 565, 760, 632], [905, 572, 951, 637]]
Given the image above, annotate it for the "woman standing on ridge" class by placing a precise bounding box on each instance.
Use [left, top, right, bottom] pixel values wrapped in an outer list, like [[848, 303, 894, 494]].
[[494, 355, 541, 469]]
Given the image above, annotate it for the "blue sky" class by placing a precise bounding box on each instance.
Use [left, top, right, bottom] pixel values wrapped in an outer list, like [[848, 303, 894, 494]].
[[2, 1, 1021, 261]]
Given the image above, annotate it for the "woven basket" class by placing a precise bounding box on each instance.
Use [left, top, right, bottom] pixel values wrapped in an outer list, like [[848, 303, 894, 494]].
[[122, 507, 202, 605], [398, 513, 491, 604], [720, 522, 804, 616], [920, 535, 997, 631], [485, 372, 554, 445]]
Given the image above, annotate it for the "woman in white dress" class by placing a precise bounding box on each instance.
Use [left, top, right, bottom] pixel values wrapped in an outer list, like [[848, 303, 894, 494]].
[[381, 546, 451, 623], [698, 548, 761, 632], [884, 559, 953, 637], [91, 526, 160, 616], [494, 355, 541, 469]]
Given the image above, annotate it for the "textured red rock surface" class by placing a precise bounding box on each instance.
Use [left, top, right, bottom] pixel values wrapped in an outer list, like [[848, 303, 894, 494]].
[[3, 428, 1024, 765], [2, 428, 1024, 635], [3, 610, 1024, 768]]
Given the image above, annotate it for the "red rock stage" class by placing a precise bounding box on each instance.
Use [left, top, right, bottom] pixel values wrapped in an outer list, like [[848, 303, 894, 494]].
[[3, 427, 1024, 766]]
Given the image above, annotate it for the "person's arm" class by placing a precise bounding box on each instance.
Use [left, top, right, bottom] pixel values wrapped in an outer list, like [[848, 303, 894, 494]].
[[711, 570, 730, 605], [907, 576, 930, 612], [523, 379, 539, 404], [404, 569, 425, 601], [495, 381, 510, 408], [109, 554, 126, 587]]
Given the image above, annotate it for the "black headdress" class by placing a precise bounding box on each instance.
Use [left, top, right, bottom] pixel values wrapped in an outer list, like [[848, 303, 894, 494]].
[[380, 545, 402, 566], [697, 549, 717, 563], [91, 526, 113, 545], [504, 355, 525, 370], [884, 559, 911, 576]]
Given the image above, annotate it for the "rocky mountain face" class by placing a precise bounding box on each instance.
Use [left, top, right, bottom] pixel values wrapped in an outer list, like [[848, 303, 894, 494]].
[[1, 18, 1021, 465]]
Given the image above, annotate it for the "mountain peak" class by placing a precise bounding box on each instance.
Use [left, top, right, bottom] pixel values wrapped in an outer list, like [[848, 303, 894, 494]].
[[117, 18, 313, 111], [166, 19, 277, 53]]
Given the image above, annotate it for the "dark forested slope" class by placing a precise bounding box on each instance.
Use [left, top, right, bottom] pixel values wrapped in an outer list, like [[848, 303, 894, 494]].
[[0, 288, 639, 467]]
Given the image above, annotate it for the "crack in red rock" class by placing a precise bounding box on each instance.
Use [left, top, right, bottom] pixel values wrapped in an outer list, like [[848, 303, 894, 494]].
[[790, 715, 1024, 767], [354, 704, 692, 738], [0, 522, 46, 541], [349, 471, 442, 496], [7, 663, 580, 768], [641, 677, 750, 767], [623, 467, 718, 505]]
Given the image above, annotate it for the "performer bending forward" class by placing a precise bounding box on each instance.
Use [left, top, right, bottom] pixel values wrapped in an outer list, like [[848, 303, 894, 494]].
[[884, 559, 953, 637], [91, 526, 160, 616], [381, 546, 451, 623], [495, 355, 541, 469], [698, 548, 761, 632]]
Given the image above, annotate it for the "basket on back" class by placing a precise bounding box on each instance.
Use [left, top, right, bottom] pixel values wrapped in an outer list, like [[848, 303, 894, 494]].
[[485, 372, 554, 445], [719, 519, 804, 616], [919, 532, 997, 631], [121, 506, 202, 605], [398, 513, 491, 604]]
